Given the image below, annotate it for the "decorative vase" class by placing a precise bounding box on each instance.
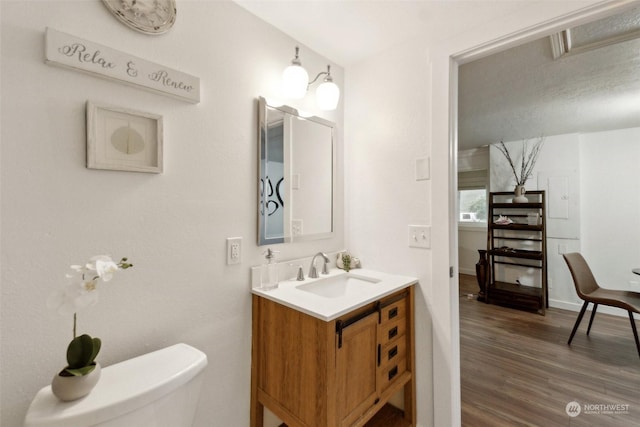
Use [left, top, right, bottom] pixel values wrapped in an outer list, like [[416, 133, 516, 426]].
[[51, 363, 101, 401], [475, 250, 488, 302], [513, 185, 528, 203]]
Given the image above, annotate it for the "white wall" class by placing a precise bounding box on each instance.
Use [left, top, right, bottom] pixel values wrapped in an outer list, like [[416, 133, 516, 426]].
[[0, 2, 344, 426], [580, 127, 640, 305], [346, 38, 434, 426], [458, 227, 486, 276]]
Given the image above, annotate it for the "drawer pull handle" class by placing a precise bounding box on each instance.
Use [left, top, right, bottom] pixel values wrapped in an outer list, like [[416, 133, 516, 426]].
[[388, 326, 398, 340], [388, 366, 398, 381], [388, 307, 398, 319], [388, 346, 398, 360]]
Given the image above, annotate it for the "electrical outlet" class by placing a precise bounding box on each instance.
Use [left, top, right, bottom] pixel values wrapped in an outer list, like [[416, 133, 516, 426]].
[[291, 174, 300, 190], [226, 237, 242, 265], [292, 219, 303, 236], [408, 225, 430, 249]]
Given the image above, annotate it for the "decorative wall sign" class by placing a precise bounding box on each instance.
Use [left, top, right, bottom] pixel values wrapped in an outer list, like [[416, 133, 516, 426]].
[[45, 28, 200, 103], [87, 101, 163, 173]]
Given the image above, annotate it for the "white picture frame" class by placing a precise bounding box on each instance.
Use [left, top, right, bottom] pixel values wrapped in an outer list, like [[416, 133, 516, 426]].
[[86, 101, 163, 173]]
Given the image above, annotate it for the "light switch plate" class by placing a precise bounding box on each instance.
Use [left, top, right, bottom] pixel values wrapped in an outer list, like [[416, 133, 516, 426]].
[[415, 157, 430, 181], [408, 225, 430, 249], [226, 237, 242, 265]]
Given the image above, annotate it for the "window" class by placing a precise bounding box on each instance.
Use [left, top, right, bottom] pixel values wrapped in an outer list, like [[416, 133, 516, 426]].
[[458, 170, 488, 224], [459, 189, 487, 222]]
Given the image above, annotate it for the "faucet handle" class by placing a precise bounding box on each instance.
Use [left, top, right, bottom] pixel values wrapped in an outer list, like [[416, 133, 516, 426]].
[[321, 262, 329, 275], [309, 265, 318, 278], [297, 265, 305, 281]]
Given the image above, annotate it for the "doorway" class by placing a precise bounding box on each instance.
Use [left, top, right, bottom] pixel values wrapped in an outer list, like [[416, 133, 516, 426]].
[[449, 1, 640, 424]]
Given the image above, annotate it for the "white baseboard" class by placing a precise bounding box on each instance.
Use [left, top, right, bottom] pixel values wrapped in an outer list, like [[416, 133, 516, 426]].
[[549, 298, 629, 318], [459, 267, 476, 276], [458, 278, 631, 320]]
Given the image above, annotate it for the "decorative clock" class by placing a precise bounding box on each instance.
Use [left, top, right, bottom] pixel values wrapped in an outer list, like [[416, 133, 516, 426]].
[[102, 0, 177, 35]]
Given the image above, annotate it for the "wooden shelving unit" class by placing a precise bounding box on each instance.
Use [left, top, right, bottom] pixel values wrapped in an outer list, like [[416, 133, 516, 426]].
[[487, 191, 548, 314]]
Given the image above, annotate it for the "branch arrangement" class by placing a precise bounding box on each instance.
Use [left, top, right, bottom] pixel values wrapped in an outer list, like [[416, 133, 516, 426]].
[[495, 137, 545, 186]]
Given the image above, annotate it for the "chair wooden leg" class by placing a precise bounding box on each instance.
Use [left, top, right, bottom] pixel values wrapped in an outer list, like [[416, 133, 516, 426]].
[[568, 301, 589, 345], [586, 303, 598, 335], [628, 311, 640, 358]]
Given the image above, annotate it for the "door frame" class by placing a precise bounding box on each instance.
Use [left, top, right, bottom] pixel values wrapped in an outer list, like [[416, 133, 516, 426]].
[[445, 0, 636, 424]]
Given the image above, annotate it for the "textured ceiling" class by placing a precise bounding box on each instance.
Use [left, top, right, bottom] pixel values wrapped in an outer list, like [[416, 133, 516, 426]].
[[458, 6, 640, 150]]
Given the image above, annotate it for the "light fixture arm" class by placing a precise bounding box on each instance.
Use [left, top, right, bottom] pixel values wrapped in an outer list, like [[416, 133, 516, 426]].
[[291, 46, 302, 66], [308, 65, 333, 88]]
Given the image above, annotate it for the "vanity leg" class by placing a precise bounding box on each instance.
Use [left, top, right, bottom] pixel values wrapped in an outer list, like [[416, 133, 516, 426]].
[[404, 286, 416, 424], [251, 295, 264, 427], [250, 400, 263, 427]]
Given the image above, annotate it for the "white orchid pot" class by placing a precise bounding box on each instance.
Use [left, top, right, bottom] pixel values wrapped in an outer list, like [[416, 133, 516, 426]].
[[51, 363, 101, 401]]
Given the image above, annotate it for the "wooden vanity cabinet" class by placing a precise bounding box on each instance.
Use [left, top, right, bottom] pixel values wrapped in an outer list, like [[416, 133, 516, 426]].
[[250, 287, 415, 427]]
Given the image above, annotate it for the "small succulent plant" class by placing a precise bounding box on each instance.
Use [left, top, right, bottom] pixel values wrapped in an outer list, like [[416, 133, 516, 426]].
[[60, 334, 102, 376], [342, 253, 352, 272]]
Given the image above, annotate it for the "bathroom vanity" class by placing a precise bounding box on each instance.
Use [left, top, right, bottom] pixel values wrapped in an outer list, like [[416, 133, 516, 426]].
[[250, 269, 417, 427]]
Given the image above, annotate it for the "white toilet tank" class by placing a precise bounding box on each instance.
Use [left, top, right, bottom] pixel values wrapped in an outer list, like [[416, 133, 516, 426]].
[[24, 343, 208, 427]]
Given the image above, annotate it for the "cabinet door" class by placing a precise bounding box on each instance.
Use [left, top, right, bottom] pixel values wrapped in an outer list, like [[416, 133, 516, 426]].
[[336, 311, 379, 427]]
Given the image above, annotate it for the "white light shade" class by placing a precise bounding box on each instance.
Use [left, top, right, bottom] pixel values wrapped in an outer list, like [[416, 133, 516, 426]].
[[282, 64, 309, 99], [316, 80, 340, 110]]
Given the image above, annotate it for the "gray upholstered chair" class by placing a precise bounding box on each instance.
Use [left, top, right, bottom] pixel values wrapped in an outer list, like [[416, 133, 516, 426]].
[[563, 252, 640, 358]]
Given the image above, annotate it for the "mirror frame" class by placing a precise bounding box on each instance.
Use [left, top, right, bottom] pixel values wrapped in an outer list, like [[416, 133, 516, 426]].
[[258, 97, 336, 245]]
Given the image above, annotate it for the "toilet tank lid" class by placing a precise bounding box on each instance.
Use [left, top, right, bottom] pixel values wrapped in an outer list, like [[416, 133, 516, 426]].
[[24, 343, 208, 427]]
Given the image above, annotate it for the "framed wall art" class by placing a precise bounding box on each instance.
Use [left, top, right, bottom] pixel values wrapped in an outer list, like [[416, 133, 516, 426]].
[[86, 101, 163, 173]]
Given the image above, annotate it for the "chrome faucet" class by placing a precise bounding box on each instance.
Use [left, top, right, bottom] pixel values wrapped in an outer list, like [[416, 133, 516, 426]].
[[308, 252, 330, 278]]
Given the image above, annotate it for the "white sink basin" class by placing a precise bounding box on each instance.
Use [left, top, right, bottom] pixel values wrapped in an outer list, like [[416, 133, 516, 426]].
[[297, 273, 382, 298]]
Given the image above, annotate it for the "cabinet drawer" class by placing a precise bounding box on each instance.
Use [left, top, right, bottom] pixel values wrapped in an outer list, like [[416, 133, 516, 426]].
[[380, 297, 406, 325], [378, 316, 406, 347], [379, 357, 407, 392], [380, 338, 406, 370]]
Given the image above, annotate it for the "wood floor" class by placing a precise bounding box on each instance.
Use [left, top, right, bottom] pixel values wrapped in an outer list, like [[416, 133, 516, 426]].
[[459, 274, 640, 427]]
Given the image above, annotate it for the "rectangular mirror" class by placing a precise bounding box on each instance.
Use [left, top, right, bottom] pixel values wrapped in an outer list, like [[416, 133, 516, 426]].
[[258, 97, 335, 245]]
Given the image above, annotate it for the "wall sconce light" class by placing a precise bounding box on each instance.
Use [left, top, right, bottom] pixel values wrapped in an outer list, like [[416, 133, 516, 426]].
[[282, 46, 340, 111]]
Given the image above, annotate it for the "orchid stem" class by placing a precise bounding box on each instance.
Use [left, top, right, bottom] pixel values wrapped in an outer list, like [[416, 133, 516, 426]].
[[73, 313, 77, 339]]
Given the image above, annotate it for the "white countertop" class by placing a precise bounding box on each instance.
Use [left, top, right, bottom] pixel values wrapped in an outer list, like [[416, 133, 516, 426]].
[[251, 268, 418, 321]]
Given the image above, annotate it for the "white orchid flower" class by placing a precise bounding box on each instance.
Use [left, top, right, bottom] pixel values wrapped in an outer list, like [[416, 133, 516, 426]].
[[48, 255, 132, 349], [67, 256, 119, 281], [70, 264, 86, 273], [47, 278, 99, 316], [94, 259, 119, 282]]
